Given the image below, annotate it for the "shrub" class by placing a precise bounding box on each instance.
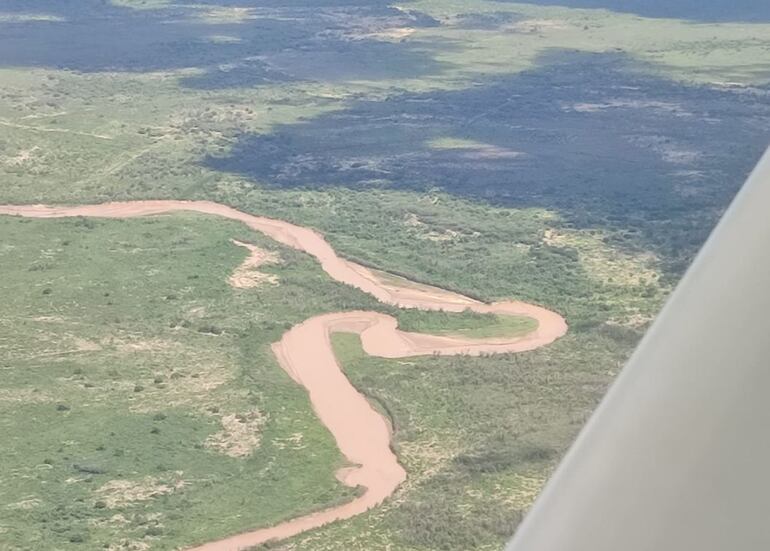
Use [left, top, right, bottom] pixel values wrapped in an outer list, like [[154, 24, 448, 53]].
[[68, 533, 87, 543], [197, 324, 223, 335], [73, 464, 106, 475]]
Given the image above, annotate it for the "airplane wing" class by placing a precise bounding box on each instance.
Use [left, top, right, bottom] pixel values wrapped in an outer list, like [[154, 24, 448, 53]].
[[506, 147, 770, 551]]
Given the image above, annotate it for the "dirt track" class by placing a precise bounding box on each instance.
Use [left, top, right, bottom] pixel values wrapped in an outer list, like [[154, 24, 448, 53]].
[[0, 201, 567, 550]]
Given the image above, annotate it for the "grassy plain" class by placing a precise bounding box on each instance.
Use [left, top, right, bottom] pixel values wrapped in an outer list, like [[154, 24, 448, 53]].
[[0, 213, 560, 551], [0, 214, 380, 550], [396, 310, 538, 339]]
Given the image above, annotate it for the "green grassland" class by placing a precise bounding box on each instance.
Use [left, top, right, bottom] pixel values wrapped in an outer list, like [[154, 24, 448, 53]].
[[0, 214, 382, 550], [0, 214, 558, 551], [1, 1, 768, 550], [396, 310, 538, 339]]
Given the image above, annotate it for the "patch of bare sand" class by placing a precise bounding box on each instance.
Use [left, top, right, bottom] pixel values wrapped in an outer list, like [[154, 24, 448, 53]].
[[205, 409, 267, 458], [273, 432, 306, 451], [544, 228, 659, 287], [565, 99, 693, 118], [6, 497, 42, 510], [194, 6, 257, 24], [460, 144, 525, 160], [115, 337, 182, 352], [403, 213, 463, 242], [90, 513, 131, 528], [351, 27, 416, 41], [3, 146, 39, 166], [31, 315, 66, 323], [608, 312, 654, 330], [506, 19, 571, 33], [0, 388, 52, 404], [0, 13, 66, 23], [95, 475, 186, 508], [228, 239, 280, 289], [627, 134, 701, 165], [73, 337, 102, 352], [107, 540, 150, 551], [429, 138, 524, 160]]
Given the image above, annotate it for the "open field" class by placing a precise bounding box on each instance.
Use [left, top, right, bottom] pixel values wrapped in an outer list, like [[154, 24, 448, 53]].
[[1, 1, 768, 550], [0, 203, 560, 550], [0, 214, 371, 550], [397, 310, 538, 339]]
